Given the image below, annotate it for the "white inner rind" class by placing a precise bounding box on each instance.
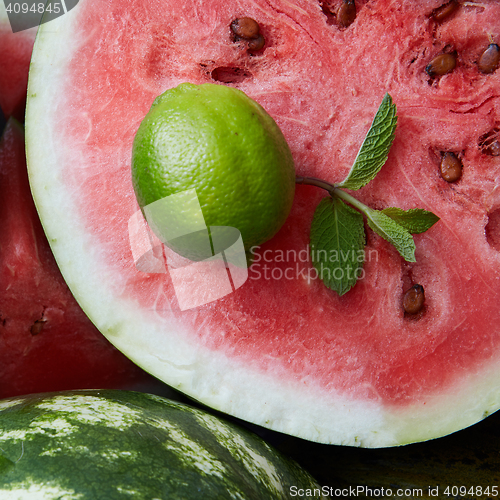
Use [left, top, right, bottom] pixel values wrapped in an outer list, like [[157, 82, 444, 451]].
[[25, 1, 500, 447]]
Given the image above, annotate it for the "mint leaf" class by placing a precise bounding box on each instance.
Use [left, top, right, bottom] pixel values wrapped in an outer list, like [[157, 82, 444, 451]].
[[381, 207, 439, 234], [337, 93, 398, 191], [301, 93, 440, 295], [365, 208, 416, 262], [310, 196, 366, 296]]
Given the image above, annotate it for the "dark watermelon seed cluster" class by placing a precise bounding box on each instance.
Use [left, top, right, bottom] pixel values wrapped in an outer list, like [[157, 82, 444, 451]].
[[225, 1, 497, 314], [416, 1, 498, 311], [405, 0, 498, 313], [422, 2, 500, 187], [425, 0, 499, 79], [426, 42, 499, 79], [230, 17, 265, 52]]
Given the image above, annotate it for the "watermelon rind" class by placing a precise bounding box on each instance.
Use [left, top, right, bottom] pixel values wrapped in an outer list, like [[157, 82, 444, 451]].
[[25, 0, 500, 447], [0, 389, 323, 499]]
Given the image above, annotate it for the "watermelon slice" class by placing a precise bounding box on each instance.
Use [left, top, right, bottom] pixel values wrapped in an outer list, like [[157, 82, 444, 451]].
[[0, 118, 162, 398], [26, 0, 500, 446], [0, 4, 36, 120]]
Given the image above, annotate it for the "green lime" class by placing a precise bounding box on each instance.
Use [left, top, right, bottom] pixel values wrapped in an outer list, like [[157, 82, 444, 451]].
[[131, 83, 295, 258]]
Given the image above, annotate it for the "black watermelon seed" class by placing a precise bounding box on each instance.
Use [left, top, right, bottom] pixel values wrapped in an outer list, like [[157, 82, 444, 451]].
[[247, 34, 265, 51], [231, 18, 261, 40], [485, 140, 500, 157], [440, 152, 463, 183], [403, 284, 425, 315], [30, 319, 46, 336], [430, 0, 459, 23], [426, 53, 456, 77], [478, 43, 500, 74], [337, 0, 356, 29]]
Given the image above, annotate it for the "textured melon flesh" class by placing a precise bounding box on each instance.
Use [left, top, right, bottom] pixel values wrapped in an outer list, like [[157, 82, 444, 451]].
[[0, 119, 161, 398], [27, 0, 500, 446]]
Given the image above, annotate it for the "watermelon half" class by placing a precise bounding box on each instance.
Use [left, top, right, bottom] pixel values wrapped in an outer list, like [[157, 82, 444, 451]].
[[26, 0, 500, 446]]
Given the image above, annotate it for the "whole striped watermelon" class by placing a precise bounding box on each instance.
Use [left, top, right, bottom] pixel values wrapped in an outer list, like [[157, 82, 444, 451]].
[[0, 389, 322, 498], [26, 0, 500, 446]]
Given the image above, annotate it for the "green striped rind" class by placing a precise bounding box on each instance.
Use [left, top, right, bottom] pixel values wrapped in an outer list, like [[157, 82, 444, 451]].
[[0, 390, 323, 499]]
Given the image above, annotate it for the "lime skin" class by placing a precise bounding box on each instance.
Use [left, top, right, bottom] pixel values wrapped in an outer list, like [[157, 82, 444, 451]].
[[131, 83, 296, 254]]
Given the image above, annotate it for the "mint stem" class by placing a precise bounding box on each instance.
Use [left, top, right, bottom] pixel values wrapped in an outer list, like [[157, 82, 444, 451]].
[[331, 187, 370, 214], [295, 176, 335, 194], [296, 176, 370, 214]]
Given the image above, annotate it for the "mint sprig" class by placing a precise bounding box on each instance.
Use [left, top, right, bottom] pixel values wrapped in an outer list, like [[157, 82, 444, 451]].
[[299, 93, 439, 296]]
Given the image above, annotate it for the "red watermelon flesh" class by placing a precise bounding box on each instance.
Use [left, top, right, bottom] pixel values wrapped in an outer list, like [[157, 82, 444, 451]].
[[0, 9, 36, 120], [0, 118, 161, 398], [26, 0, 500, 445]]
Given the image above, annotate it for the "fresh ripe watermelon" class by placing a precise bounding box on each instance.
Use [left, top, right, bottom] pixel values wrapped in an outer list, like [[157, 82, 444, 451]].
[[0, 389, 321, 498], [26, 0, 500, 446], [0, 4, 36, 120], [0, 118, 162, 398]]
